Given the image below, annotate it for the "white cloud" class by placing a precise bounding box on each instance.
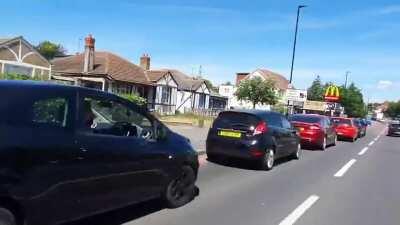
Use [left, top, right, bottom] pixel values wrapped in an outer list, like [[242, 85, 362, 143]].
[[377, 80, 393, 90]]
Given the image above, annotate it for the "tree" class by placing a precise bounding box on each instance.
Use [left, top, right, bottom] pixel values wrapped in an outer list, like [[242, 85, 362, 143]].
[[35, 41, 66, 60], [386, 101, 400, 118], [307, 76, 325, 101], [340, 83, 367, 117], [235, 77, 279, 109], [222, 81, 232, 85]]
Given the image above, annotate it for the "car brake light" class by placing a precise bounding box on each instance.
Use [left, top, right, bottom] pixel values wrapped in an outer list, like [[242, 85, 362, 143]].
[[254, 121, 268, 135], [250, 149, 264, 157], [309, 125, 321, 130]]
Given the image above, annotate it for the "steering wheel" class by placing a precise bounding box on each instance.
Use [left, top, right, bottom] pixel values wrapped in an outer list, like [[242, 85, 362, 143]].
[[112, 122, 136, 137], [140, 128, 153, 140]]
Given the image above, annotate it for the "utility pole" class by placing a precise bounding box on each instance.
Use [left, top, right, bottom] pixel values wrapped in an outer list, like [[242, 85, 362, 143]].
[[287, 5, 307, 115]]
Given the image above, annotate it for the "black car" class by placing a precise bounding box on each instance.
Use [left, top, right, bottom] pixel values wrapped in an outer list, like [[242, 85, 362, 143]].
[[206, 110, 301, 170], [0, 81, 199, 225], [353, 118, 367, 138], [388, 121, 400, 136]]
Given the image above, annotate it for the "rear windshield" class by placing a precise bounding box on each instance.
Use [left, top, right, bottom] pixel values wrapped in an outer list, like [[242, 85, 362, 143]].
[[390, 123, 400, 128], [289, 115, 321, 124], [331, 118, 351, 125], [213, 112, 260, 131]]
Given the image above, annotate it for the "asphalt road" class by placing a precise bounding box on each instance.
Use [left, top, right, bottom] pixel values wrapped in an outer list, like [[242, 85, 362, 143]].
[[71, 122, 399, 225]]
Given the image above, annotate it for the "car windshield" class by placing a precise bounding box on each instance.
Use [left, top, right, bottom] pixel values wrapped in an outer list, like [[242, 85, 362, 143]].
[[289, 115, 321, 124], [331, 118, 351, 125]]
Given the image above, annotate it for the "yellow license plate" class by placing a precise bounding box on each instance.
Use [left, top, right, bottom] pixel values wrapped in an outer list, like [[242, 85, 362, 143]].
[[218, 130, 242, 138]]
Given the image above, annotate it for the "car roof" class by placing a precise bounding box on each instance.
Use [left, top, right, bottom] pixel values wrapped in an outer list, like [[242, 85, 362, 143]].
[[0, 80, 114, 97], [291, 114, 326, 118], [221, 109, 281, 117]]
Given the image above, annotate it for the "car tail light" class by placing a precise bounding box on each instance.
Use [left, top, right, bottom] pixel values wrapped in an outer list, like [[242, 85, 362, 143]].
[[309, 125, 321, 130], [250, 149, 264, 157], [253, 121, 268, 135]]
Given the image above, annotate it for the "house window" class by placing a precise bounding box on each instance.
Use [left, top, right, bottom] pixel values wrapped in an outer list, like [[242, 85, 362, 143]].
[[161, 86, 172, 104], [198, 94, 206, 108], [4, 64, 33, 77]]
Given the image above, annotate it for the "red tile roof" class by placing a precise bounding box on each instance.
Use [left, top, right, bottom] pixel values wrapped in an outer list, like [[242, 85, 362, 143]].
[[52, 51, 151, 85]]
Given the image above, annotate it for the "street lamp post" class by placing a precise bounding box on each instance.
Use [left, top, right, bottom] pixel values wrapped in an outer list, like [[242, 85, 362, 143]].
[[287, 5, 307, 115], [345, 71, 351, 88]]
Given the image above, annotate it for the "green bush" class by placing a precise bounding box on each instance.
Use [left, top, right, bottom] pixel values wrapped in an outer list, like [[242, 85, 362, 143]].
[[0, 73, 40, 81], [120, 93, 147, 106]]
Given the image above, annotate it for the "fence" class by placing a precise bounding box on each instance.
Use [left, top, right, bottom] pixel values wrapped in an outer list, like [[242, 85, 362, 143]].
[[184, 108, 223, 117]]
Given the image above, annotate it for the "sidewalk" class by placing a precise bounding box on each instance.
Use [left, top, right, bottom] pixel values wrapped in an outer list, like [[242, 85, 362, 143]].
[[167, 124, 209, 154]]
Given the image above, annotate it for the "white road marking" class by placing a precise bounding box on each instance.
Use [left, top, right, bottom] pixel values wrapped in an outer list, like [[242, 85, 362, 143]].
[[358, 147, 369, 156], [334, 159, 357, 177], [279, 195, 320, 225], [368, 141, 375, 146]]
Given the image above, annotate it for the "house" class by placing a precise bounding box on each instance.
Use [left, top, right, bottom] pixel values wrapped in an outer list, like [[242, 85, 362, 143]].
[[219, 69, 289, 110], [52, 35, 179, 114], [0, 36, 51, 79], [52, 34, 211, 115], [146, 68, 211, 114]]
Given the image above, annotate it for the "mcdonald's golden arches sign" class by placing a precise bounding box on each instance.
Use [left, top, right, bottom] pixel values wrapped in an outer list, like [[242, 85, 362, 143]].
[[324, 85, 340, 102]]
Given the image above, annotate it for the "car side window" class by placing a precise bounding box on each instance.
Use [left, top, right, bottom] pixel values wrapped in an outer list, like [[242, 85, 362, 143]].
[[81, 97, 154, 139], [281, 117, 292, 129], [32, 97, 69, 128]]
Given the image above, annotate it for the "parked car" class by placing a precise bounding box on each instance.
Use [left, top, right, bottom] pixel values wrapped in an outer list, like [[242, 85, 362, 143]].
[[353, 118, 367, 138], [206, 110, 301, 170], [0, 81, 199, 225], [289, 114, 337, 150], [388, 120, 400, 136], [331, 117, 359, 142]]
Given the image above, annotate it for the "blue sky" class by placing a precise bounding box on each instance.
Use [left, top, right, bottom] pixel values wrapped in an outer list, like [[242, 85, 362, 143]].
[[3, 0, 400, 102]]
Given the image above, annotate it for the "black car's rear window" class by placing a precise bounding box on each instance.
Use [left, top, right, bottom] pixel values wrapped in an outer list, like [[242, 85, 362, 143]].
[[289, 115, 322, 124], [213, 112, 260, 131], [331, 118, 351, 125]]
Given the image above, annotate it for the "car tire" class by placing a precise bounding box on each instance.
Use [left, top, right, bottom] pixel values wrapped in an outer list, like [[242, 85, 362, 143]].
[[351, 136, 357, 142], [259, 149, 274, 170], [292, 143, 301, 160], [320, 137, 327, 150], [163, 166, 197, 209], [0, 208, 16, 225]]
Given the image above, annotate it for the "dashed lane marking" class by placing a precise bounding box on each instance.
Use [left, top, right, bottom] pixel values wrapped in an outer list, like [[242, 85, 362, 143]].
[[334, 159, 357, 177], [358, 147, 369, 156], [279, 195, 320, 225], [368, 141, 375, 146]]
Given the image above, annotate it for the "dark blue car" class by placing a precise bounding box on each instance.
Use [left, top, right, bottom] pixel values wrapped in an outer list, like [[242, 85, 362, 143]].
[[0, 81, 199, 225]]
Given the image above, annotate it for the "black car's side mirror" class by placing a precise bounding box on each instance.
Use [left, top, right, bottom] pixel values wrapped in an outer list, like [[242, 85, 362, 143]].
[[156, 124, 169, 141]]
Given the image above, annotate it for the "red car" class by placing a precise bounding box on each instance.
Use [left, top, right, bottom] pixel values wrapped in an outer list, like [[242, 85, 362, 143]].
[[331, 117, 359, 142], [289, 114, 337, 150]]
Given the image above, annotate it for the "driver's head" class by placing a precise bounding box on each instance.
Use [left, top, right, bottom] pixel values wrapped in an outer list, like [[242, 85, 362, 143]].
[[83, 100, 95, 128]]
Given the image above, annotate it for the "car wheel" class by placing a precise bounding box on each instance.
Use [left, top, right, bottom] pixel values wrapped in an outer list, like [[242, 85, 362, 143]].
[[260, 149, 274, 170], [320, 137, 327, 150], [351, 136, 357, 142], [164, 166, 197, 208], [292, 143, 301, 160], [0, 208, 16, 225]]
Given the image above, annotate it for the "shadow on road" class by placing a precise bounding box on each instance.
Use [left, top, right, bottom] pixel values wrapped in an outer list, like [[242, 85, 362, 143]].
[[207, 156, 295, 171], [65, 199, 165, 225]]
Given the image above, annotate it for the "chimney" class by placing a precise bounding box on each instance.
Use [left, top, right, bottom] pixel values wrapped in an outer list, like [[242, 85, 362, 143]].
[[83, 34, 95, 73], [236, 72, 249, 86], [140, 54, 151, 70]]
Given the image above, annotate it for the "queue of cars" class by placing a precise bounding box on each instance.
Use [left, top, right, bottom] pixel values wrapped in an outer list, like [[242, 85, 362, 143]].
[[0, 80, 373, 225], [206, 109, 370, 170]]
